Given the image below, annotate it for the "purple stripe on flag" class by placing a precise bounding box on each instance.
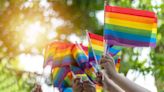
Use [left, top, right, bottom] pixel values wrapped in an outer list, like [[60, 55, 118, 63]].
[[105, 35, 156, 47], [83, 62, 93, 69], [110, 53, 115, 57], [89, 57, 96, 62]]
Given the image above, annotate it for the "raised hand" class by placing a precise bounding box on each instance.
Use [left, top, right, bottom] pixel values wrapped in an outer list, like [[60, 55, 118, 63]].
[[83, 80, 96, 92], [100, 54, 117, 79], [72, 78, 83, 92]]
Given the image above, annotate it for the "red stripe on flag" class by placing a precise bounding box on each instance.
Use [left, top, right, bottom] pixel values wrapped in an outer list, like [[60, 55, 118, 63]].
[[105, 5, 156, 18], [88, 32, 103, 41]]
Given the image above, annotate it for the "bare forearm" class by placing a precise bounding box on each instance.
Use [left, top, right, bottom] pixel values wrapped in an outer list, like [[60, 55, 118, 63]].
[[111, 73, 150, 92], [100, 55, 150, 92], [103, 73, 124, 92]]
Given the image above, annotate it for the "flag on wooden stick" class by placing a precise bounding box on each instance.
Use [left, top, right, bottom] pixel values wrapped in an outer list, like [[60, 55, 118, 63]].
[[106, 45, 122, 57], [87, 32, 104, 72], [104, 5, 157, 47], [87, 32, 104, 63], [72, 43, 97, 82], [106, 45, 122, 72]]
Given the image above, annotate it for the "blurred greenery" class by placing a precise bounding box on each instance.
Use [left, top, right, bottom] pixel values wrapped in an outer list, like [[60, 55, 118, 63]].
[[0, 0, 164, 92]]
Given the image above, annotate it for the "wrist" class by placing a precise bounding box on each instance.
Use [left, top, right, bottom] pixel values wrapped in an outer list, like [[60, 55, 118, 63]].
[[109, 72, 118, 80]]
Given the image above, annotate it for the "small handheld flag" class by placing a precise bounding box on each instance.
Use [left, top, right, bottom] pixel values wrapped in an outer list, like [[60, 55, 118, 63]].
[[104, 5, 157, 47], [87, 32, 104, 65], [106, 45, 122, 72]]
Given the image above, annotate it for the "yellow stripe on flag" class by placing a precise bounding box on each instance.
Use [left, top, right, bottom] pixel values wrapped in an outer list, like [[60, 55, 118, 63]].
[[52, 67, 60, 78], [96, 85, 103, 92], [53, 49, 71, 58], [105, 18, 157, 33], [115, 63, 120, 72], [72, 46, 83, 58], [92, 44, 104, 52]]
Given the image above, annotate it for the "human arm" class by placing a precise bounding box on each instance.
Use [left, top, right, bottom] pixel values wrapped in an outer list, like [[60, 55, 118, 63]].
[[83, 80, 96, 92], [72, 78, 83, 92], [103, 72, 125, 92], [96, 71, 124, 92], [100, 55, 150, 92]]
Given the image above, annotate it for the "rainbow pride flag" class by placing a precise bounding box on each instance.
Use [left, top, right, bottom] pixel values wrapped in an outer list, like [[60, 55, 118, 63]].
[[87, 32, 104, 72], [107, 45, 122, 57], [52, 66, 71, 87], [43, 46, 55, 67], [115, 57, 121, 72], [52, 67, 87, 89], [80, 44, 88, 55], [72, 44, 88, 67], [45, 42, 97, 87], [62, 71, 73, 88], [53, 46, 73, 67], [106, 45, 122, 72], [113, 52, 121, 72], [72, 44, 97, 82], [70, 65, 84, 74], [44, 42, 74, 68], [88, 32, 104, 63], [104, 5, 157, 47], [96, 85, 103, 92], [44, 42, 74, 88]]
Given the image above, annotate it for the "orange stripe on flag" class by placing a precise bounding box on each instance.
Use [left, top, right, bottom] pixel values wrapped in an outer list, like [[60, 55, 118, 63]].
[[90, 39, 103, 46], [105, 12, 156, 24]]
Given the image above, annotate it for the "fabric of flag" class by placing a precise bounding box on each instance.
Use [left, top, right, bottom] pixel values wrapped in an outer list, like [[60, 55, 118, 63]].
[[84, 65, 97, 82], [62, 71, 73, 87], [72, 44, 97, 82], [44, 42, 97, 88], [88, 32, 104, 63], [87, 32, 104, 72], [113, 52, 121, 72], [44, 42, 77, 89], [107, 45, 122, 57], [106, 45, 122, 72], [62, 84, 103, 92], [53, 44, 74, 68], [96, 85, 103, 92], [70, 65, 85, 74], [80, 44, 88, 55], [76, 74, 88, 81], [63, 88, 73, 92], [72, 44, 88, 66], [52, 66, 71, 88], [115, 57, 121, 72], [44, 42, 74, 68], [43, 43, 57, 67], [88, 44, 100, 72], [104, 5, 157, 47], [43, 46, 56, 67]]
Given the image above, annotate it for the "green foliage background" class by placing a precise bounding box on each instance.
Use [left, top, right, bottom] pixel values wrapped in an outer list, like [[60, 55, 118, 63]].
[[0, 0, 163, 91]]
